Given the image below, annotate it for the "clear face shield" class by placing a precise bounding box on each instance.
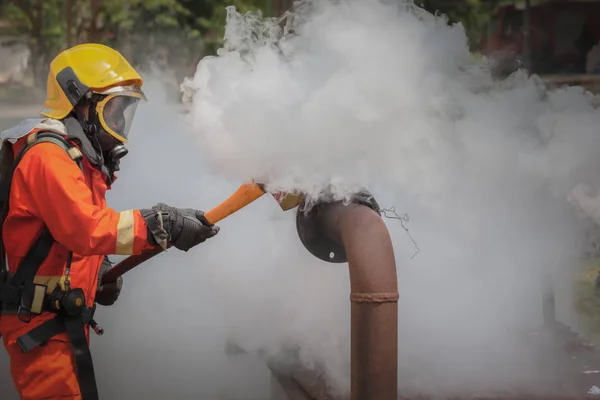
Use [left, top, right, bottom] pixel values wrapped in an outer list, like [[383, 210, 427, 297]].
[[95, 85, 146, 143], [92, 85, 147, 171]]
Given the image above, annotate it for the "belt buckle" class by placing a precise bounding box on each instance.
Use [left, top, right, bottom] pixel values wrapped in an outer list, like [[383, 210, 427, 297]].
[[17, 287, 34, 323], [17, 304, 32, 323]]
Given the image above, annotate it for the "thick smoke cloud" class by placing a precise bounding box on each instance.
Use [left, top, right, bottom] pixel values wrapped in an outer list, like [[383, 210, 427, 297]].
[[177, 0, 600, 397], [2, 0, 600, 399]]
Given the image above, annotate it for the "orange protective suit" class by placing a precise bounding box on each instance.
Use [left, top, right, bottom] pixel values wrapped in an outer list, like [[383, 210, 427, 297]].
[[0, 125, 154, 399]]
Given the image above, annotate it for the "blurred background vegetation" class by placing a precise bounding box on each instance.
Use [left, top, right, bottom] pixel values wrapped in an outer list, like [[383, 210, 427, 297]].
[[574, 258, 600, 341], [0, 0, 274, 93], [2, 0, 600, 100], [0, 0, 496, 99]]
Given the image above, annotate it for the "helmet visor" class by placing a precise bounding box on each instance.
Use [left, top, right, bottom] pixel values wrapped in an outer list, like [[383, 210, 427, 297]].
[[97, 94, 141, 142]]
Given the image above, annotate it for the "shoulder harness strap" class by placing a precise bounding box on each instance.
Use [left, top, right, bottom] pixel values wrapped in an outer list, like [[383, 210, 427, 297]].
[[0, 131, 84, 317], [0, 131, 84, 212]]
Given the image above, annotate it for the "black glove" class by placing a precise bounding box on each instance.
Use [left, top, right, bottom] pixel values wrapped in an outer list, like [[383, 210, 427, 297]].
[[96, 257, 123, 306], [140, 203, 220, 252]]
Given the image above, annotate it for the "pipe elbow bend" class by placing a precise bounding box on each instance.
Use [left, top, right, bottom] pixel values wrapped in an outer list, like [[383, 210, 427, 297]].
[[295, 188, 381, 263]]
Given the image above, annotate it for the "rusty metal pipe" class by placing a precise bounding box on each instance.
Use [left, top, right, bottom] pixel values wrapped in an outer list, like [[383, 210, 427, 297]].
[[296, 195, 398, 400], [324, 202, 398, 400]]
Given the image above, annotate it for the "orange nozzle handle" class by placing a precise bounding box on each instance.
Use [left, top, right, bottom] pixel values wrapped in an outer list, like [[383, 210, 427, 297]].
[[203, 182, 266, 225], [101, 182, 267, 284]]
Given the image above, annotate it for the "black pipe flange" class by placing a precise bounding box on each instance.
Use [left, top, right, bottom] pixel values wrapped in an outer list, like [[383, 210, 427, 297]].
[[295, 189, 381, 264]]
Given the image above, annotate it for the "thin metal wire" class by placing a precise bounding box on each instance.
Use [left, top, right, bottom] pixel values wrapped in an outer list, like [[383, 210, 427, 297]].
[[381, 206, 420, 259]]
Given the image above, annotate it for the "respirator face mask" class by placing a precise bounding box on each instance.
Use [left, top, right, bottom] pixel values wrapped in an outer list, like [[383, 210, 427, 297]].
[[91, 85, 146, 171]]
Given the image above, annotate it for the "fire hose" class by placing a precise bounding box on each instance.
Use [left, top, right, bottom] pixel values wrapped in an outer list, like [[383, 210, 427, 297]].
[[101, 182, 303, 284]]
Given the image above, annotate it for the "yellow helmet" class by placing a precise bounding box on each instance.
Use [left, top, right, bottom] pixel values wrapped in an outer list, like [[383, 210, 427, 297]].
[[41, 43, 147, 143]]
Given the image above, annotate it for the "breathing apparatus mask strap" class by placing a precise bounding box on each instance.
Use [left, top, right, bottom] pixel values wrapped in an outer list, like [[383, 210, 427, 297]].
[[71, 96, 129, 180], [71, 85, 144, 180], [72, 98, 104, 161], [91, 89, 144, 174]]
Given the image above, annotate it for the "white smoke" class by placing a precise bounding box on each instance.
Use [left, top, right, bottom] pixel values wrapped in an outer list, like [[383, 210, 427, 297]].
[[2, 0, 600, 399], [173, 0, 599, 397]]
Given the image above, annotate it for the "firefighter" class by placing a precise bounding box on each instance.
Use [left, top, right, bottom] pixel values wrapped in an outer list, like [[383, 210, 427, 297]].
[[0, 43, 220, 400]]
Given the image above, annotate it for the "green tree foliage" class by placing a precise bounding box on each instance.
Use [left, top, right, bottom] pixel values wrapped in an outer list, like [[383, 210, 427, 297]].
[[0, 0, 495, 88], [0, 0, 276, 87], [100, 0, 206, 78], [574, 260, 600, 343], [1, 0, 69, 87], [417, 0, 495, 50], [180, 0, 275, 55]]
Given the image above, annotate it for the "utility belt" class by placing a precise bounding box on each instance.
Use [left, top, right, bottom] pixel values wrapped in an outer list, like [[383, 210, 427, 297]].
[[0, 270, 102, 400], [0, 271, 104, 340]]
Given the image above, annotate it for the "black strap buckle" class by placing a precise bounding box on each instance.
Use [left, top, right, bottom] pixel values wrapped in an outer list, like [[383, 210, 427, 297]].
[[0, 281, 30, 322], [17, 303, 32, 323]]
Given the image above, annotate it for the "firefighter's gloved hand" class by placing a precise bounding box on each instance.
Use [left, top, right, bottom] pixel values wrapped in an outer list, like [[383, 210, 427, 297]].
[[140, 203, 220, 252], [96, 257, 123, 306]]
